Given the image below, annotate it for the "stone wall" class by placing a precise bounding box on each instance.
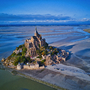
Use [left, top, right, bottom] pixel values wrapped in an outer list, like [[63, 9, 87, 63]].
[[40, 39, 46, 46], [26, 47, 36, 57], [20, 63, 43, 70]]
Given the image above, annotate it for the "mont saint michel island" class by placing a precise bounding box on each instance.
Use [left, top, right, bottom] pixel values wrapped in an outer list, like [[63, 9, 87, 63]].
[[2, 27, 69, 70]]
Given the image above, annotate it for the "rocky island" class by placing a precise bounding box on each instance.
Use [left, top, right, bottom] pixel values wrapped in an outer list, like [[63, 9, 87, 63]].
[[2, 27, 69, 70]]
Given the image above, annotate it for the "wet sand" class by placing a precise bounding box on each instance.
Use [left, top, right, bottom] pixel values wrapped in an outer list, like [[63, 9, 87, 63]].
[[18, 68, 90, 90]]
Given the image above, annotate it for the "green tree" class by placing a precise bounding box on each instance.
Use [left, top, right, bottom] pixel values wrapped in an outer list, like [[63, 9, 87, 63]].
[[22, 47, 27, 53], [19, 45, 23, 48], [17, 52, 22, 56], [41, 59, 46, 65], [42, 50, 48, 55], [26, 56, 31, 63], [49, 46, 53, 50], [45, 42, 48, 49], [51, 51, 54, 56], [54, 48, 59, 55], [11, 52, 16, 57], [13, 57, 20, 66], [36, 49, 41, 54], [21, 56, 26, 63], [42, 51, 46, 55], [16, 44, 24, 50], [13, 59, 19, 66], [54, 48, 57, 51], [39, 44, 40, 48], [22, 47, 27, 56], [37, 54, 42, 59], [40, 46, 45, 51]]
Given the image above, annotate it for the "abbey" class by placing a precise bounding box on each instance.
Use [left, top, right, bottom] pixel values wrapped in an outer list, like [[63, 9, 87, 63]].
[[25, 27, 46, 57]]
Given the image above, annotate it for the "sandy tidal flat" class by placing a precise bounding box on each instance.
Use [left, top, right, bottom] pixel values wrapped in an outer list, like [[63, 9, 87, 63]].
[[46, 64, 90, 81]]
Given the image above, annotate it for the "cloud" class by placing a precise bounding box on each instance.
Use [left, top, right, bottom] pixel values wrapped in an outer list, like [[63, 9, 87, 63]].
[[0, 13, 72, 21], [0, 13, 90, 25]]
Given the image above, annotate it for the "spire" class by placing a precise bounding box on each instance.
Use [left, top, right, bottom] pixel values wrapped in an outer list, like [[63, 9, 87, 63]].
[[35, 27, 38, 34], [35, 27, 38, 36], [35, 27, 37, 31]]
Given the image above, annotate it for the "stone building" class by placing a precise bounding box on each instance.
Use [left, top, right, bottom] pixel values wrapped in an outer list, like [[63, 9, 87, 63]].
[[20, 62, 41, 70], [45, 49, 69, 65], [13, 48, 22, 54], [17, 63, 23, 70], [25, 27, 46, 57]]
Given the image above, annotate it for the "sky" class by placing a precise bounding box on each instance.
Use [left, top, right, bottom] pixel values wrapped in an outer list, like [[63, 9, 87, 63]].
[[0, 0, 90, 25]]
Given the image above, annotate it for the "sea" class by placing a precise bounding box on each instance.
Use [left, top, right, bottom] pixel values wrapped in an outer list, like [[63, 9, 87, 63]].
[[0, 25, 90, 90]]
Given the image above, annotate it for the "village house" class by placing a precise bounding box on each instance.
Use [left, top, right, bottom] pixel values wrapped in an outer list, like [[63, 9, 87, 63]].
[[13, 48, 22, 54], [17, 63, 23, 70], [17, 62, 44, 70]]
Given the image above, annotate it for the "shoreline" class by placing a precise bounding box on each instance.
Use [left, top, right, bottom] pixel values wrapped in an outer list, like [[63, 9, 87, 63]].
[[2, 66, 67, 90], [16, 67, 90, 90], [17, 70, 67, 90], [84, 29, 90, 33]]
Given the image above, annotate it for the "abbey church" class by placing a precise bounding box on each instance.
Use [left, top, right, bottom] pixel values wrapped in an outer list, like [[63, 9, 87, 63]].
[[25, 27, 46, 57]]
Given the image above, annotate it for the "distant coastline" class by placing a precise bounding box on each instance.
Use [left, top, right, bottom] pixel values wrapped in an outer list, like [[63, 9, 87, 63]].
[[84, 29, 90, 33]]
